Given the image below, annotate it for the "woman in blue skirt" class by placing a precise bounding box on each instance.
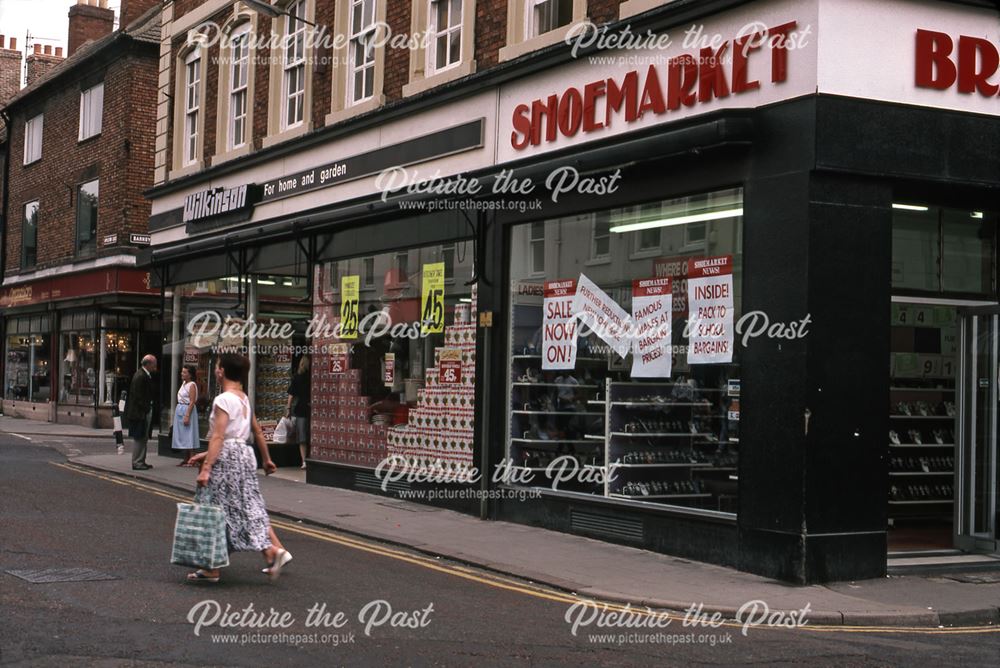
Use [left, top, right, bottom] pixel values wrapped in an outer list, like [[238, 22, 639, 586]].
[[172, 365, 200, 465]]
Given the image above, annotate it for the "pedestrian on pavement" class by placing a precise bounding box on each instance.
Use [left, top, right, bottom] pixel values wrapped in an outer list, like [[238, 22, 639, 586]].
[[172, 365, 200, 466], [286, 355, 311, 469], [186, 353, 289, 583], [125, 354, 157, 471]]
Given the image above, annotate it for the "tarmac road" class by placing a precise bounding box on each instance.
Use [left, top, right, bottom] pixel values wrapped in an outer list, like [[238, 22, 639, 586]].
[[2, 437, 999, 667]]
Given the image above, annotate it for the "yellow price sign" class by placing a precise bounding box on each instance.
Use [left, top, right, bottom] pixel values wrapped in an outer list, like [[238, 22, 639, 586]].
[[340, 275, 360, 339], [421, 262, 445, 334]]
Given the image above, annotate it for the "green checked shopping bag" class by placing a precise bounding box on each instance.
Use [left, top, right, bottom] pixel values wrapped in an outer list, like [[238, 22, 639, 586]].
[[170, 488, 230, 569]]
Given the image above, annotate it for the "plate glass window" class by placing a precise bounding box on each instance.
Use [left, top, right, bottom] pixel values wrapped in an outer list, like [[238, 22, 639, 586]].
[[76, 180, 99, 256], [23, 114, 42, 164], [183, 51, 201, 165], [22, 201, 38, 270], [229, 25, 251, 150], [349, 0, 377, 104], [79, 82, 104, 140], [429, 0, 462, 73], [283, 0, 307, 129], [530, 222, 545, 274]]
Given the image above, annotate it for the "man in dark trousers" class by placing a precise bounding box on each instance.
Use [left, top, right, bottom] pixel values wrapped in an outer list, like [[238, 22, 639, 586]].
[[125, 354, 157, 470]]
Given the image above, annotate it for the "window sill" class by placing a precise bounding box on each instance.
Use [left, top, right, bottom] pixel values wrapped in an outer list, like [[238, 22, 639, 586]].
[[212, 143, 251, 167], [168, 160, 206, 180], [23, 158, 41, 167], [499, 23, 585, 62], [262, 122, 311, 150], [402, 60, 477, 98], [325, 95, 385, 127], [629, 250, 662, 261], [78, 132, 101, 145], [584, 257, 612, 267]]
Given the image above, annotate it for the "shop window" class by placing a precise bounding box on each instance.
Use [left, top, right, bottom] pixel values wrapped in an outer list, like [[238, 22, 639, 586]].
[[22, 200, 38, 270], [76, 179, 99, 257], [507, 188, 744, 513], [60, 328, 97, 406], [102, 329, 135, 405], [79, 82, 104, 141], [24, 114, 42, 165], [891, 204, 996, 296], [312, 241, 477, 471], [5, 316, 52, 403]]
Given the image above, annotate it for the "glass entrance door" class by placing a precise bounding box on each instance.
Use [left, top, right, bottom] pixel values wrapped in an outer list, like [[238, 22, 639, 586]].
[[956, 308, 1000, 553]]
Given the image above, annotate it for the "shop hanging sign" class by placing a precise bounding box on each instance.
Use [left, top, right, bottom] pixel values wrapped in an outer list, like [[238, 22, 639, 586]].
[[329, 343, 349, 375], [438, 349, 463, 384], [687, 255, 734, 365], [421, 263, 446, 334], [384, 353, 396, 386], [542, 279, 578, 370], [340, 275, 360, 340], [572, 274, 632, 359], [631, 277, 673, 378]]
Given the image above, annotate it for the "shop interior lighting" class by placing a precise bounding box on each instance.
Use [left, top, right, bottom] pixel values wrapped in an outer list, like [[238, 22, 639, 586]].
[[971, 211, 984, 219], [891, 203, 929, 212], [609, 208, 743, 234], [257, 279, 276, 285], [459, 298, 473, 303]]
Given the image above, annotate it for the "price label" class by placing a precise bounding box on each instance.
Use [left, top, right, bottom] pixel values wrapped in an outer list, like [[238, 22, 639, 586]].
[[421, 262, 445, 334], [330, 344, 349, 375], [438, 348, 462, 384], [384, 353, 395, 386], [340, 275, 360, 339], [916, 354, 942, 378]]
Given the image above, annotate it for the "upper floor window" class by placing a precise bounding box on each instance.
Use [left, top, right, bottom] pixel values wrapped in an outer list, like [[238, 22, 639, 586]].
[[591, 214, 611, 260], [79, 82, 104, 141], [530, 222, 545, 274], [429, 0, 462, 73], [349, 0, 377, 105], [229, 24, 251, 150], [22, 201, 38, 270], [24, 114, 42, 165], [283, 0, 308, 129], [183, 51, 202, 165], [76, 179, 99, 257], [363, 256, 375, 288], [529, 0, 572, 38]]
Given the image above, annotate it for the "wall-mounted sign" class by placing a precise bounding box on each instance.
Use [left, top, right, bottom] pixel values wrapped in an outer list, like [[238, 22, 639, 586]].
[[129, 233, 151, 246], [103, 234, 118, 246], [182, 184, 259, 227]]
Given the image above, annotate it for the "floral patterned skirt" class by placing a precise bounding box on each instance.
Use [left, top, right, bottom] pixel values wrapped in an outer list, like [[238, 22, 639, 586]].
[[206, 439, 273, 554]]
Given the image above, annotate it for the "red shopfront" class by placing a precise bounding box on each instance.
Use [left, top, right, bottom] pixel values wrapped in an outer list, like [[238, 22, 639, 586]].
[[0, 267, 160, 426]]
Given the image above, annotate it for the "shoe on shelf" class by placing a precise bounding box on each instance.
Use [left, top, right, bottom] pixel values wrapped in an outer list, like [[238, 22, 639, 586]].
[[889, 430, 901, 445]]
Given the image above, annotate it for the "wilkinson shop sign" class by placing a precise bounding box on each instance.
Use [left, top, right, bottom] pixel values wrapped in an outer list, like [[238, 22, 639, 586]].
[[182, 184, 260, 227]]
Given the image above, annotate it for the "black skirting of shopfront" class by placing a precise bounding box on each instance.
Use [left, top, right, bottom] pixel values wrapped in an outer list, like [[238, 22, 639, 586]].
[[145, 94, 1000, 584]]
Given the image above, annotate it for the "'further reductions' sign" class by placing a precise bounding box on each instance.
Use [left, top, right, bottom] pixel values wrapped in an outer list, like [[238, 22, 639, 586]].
[[631, 278, 673, 378], [687, 255, 734, 364], [572, 274, 632, 359], [421, 263, 446, 334], [543, 280, 577, 370], [340, 275, 360, 339]]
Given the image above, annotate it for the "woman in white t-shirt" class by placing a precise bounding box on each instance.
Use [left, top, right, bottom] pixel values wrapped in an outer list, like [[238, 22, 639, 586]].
[[171, 365, 200, 465], [184, 353, 289, 583]]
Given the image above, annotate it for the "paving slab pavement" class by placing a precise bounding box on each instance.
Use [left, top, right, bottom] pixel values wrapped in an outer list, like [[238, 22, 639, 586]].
[[59, 450, 1000, 629]]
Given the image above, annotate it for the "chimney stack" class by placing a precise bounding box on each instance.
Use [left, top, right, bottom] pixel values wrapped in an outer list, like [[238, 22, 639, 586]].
[[0, 35, 23, 107], [25, 41, 66, 87], [68, 0, 114, 57], [120, 0, 160, 30]]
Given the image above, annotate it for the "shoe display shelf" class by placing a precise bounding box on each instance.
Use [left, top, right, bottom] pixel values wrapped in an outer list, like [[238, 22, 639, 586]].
[[602, 379, 732, 505], [507, 351, 609, 492], [888, 381, 956, 519]]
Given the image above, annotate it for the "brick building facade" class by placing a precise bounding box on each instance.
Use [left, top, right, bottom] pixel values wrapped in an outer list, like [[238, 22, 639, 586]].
[[0, 1, 162, 426]]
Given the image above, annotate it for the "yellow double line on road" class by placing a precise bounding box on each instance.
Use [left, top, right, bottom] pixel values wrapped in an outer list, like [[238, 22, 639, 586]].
[[53, 461, 1000, 637]]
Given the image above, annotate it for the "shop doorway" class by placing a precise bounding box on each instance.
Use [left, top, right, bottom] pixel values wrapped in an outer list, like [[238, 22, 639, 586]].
[[955, 307, 1000, 553]]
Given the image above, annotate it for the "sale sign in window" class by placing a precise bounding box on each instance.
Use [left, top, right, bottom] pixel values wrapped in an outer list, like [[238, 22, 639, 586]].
[[687, 255, 734, 365]]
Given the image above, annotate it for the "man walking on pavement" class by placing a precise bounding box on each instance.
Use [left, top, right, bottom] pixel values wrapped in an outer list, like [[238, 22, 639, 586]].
[[125, 355, 157, 470]]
